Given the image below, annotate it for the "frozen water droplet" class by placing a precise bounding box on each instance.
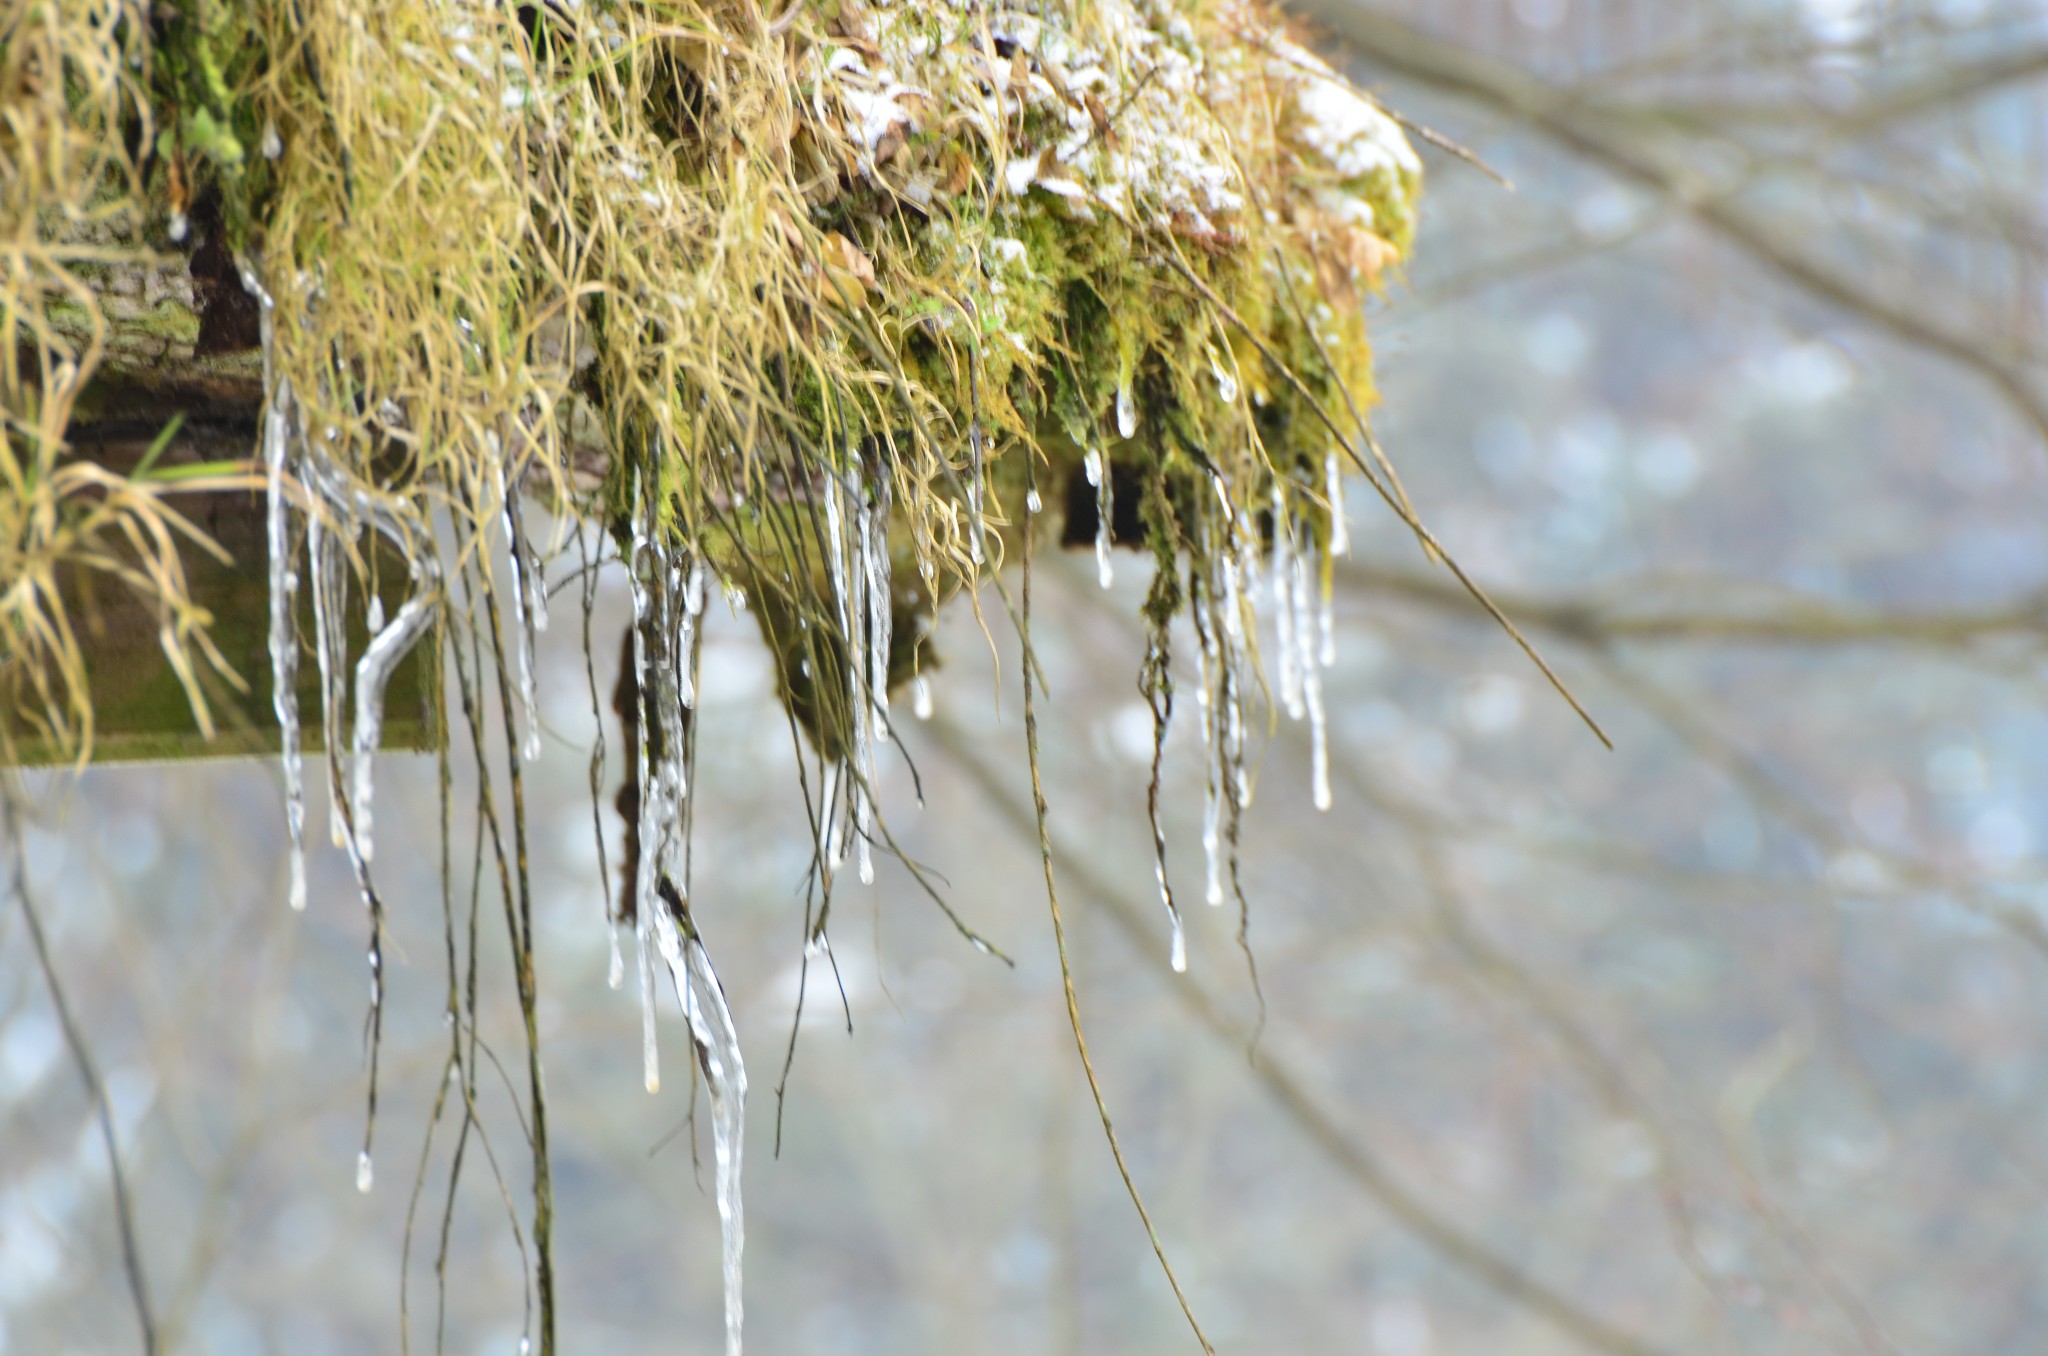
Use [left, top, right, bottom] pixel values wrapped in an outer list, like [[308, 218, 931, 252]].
[[288, 849, 307, 912], [1026, 487, 1042, 514], [1116, 380, 1137, 439], [912, 674, 933, 720], [261, 117, 283, 160], [519, 1338, 531, 1356], [1083, 449, 1102, 488], [1169, 914, 1187, 973], [1211, 349, 1238, 404], [168, 212, 188, 243], [608, 928, 624, 988], [1325, 451, 1350, 557], [366, 595, 385, 632], [356, 1151, 374, 1193]]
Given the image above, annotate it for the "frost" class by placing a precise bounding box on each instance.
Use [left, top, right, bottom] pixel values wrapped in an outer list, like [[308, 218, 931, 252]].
[[1278, 44, 1422, 181]]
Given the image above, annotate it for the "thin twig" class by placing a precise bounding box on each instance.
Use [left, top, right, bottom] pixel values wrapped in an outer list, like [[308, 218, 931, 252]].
[[931, 729, 1675, 1356], [1017, 462, 1215, 1355], [4, 792, 158, 1356]]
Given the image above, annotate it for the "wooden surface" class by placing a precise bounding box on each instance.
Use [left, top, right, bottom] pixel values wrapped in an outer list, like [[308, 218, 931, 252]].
[[7, 418, 443, 767]]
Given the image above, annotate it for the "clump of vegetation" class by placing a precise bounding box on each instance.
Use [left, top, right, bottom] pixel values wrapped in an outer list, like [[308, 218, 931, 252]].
[[3, 0, 1450, 1349]]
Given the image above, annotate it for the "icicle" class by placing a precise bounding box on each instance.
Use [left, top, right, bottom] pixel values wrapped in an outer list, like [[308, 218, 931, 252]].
[[356, 1150, 374, 1193], [1306, 666, 1331, 811], [824, 470, 870, 887], [501, 463, 544, 762], [1325, 450, 1351, 557], [528, 545, 550, 633], [685, 556, 708, 616], [349, 588, 437, 863], [912, 674, 933, 721], [677, 557, 707, 708], [1168, 903, 1187, 974], [1272, 491, 1303, 720], [608, 927, 625, 989], [628, 484, 664, 1095], [860, 492, 891, 723], [307, 513, 351, 849], [1025, 487, 1042, 514], [821, 470, 853, 659], [1085, 450, 1112, 589], [655, 919, 748, 1356], [251, 267, 307, 912], [1116, 378, 1137, 439], [855, 786, 875, 885]]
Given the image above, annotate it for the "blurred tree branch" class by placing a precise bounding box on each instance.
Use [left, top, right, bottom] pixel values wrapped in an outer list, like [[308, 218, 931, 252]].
[[1339, 560, 2048, 650], [1294, 2, 2048, 446], [932, 713, 1679, 1356]]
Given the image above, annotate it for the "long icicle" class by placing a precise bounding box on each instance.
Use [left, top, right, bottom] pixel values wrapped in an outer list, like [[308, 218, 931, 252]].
[[628, 477, 664, 1094], [350, 584, 439, 861], [249, 264, 307, 912], [653, 887, 747, 1356], [501, 453, 545, 762]]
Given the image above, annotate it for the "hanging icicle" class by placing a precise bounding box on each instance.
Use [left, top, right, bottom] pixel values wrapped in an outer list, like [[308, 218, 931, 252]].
[[249, 267, 308, 913], [1086, 449, 1113, 589]]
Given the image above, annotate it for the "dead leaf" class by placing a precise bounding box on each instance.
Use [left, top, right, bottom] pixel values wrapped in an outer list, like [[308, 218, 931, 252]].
[[821, 230, 875, 307]]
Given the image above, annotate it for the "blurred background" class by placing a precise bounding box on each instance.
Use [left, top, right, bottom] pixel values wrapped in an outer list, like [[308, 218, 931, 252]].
[[8, 1, 2048, 1352]]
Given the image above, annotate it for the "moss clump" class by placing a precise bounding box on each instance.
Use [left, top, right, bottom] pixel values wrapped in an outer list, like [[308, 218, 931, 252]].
[[3, 2, 1433, 1348], [4, 0, 1421, 766]]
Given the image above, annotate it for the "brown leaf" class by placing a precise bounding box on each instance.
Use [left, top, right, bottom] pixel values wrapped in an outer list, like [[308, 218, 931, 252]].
[[821, 230, 875, 307]]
